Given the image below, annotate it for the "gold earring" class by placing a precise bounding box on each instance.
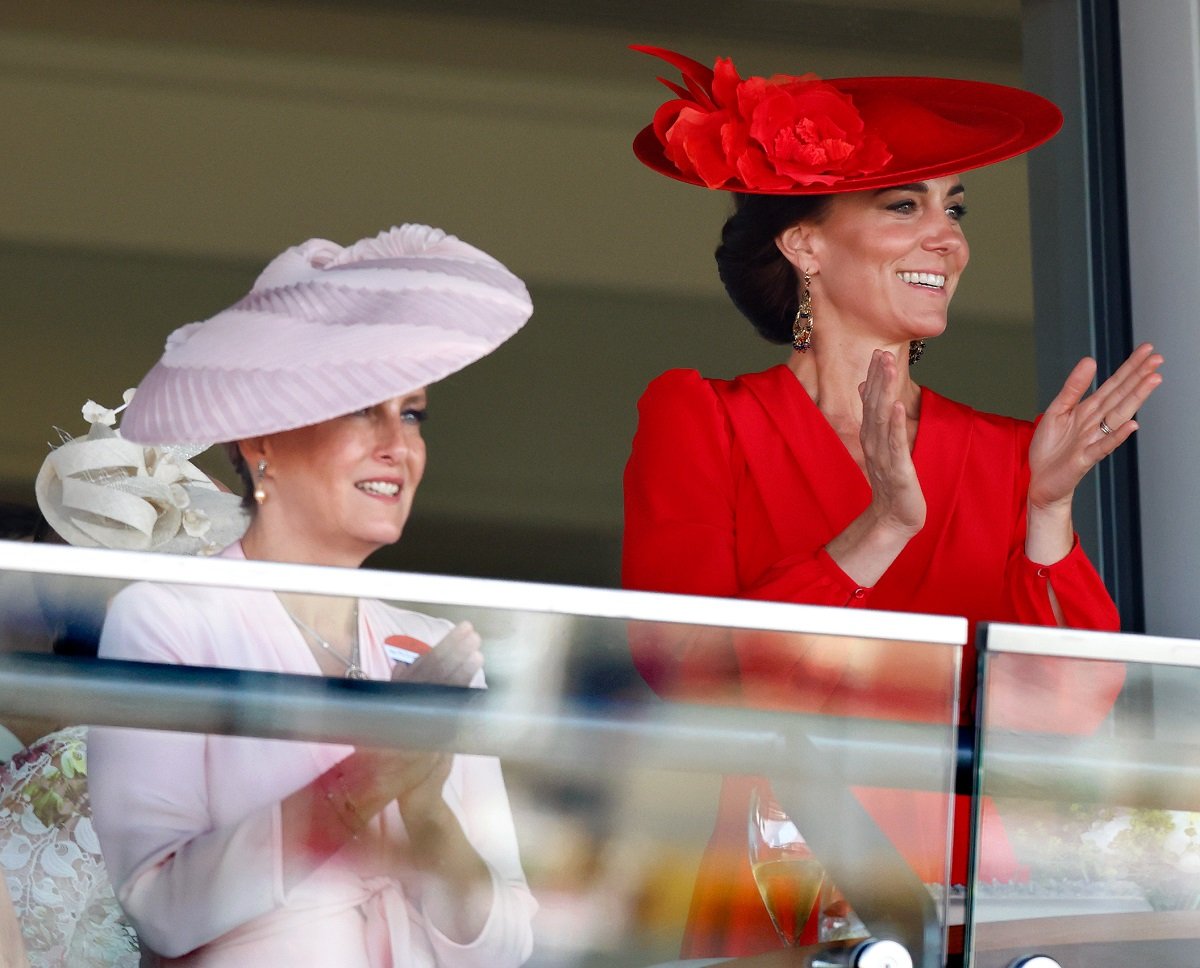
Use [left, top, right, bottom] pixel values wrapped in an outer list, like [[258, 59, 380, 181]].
[[908, 339, 926, 365], [792, 271, 814, 353], [253, 459, 268, 506]]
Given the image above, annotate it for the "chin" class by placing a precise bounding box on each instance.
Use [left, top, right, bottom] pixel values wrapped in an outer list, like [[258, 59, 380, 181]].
[[359, 529, 404, 551], [374, 522, 409, 547], [908, 319, 949, 341]]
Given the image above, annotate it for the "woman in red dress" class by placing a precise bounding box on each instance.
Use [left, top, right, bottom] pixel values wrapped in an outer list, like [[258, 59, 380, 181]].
[[621, 46, 1164, 956]]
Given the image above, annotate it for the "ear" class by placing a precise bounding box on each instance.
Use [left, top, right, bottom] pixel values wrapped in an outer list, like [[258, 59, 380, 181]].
[[235, 436, 269, 467], [775, 223, 820, 276]]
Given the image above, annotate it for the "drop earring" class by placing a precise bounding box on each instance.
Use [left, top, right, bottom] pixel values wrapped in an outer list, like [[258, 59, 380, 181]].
[[908, 339, 926, 365], [792, 271, 814, 353], [253, 459, 268, 506]]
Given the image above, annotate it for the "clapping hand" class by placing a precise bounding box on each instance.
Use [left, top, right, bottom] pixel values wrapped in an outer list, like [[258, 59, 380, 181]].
[[378, 622, 483, 815], [1028, 343, 1164, 513], [859, 349, 926, 537], [827, 349, 927, 588], [390, 621, 483, 688]]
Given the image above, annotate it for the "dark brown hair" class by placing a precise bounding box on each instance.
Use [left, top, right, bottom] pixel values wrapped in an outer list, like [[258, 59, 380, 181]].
[[224, 443, 257, 512], [715, 192, 833, 343]]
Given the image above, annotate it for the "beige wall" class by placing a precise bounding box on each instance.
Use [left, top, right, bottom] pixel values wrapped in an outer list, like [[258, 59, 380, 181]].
[[0, 0, 1034, 584]]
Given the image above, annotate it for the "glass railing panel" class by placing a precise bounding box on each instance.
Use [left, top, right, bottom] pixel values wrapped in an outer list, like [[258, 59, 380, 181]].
[[0, 541, 964, 967], [971, 623, 1200, 968]]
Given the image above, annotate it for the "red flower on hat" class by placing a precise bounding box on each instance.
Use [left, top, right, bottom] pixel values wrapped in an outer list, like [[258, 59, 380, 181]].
[[635, 46, 892, 191]]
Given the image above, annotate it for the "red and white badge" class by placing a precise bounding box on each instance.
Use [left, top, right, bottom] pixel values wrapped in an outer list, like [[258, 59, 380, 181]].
[[384, 634, 432, 666]]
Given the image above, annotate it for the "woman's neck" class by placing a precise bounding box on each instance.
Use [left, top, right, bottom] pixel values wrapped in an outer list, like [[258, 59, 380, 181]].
[[787, 332, 921, 428], [275, 589, 358, 648], [239, 516, 370, 571], [239, 522, 361, 642]]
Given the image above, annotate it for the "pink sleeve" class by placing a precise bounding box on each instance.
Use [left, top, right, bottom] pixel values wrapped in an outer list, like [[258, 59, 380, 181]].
[[421, 754, 536, 967], [89, 585, 287, 958]]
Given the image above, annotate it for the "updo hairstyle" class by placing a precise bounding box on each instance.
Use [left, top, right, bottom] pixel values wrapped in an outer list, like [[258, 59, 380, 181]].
[[715, 192, 832, 344]]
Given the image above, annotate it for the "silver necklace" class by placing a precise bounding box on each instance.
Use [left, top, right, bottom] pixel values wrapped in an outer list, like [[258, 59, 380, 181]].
[[281, 601, 366, 680]]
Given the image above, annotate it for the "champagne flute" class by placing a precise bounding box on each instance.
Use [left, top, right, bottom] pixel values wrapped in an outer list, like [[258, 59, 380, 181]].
[[748, 787, 825, 946]]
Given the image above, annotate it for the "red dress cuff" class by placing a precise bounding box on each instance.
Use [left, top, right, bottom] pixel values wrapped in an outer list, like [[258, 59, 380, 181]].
[[1012, 535, 1120, 630], [814, 548, 872, 606]]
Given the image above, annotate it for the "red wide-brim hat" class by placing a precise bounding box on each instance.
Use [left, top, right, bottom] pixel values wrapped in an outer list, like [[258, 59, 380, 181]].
[[631, 45, 1063, 195]]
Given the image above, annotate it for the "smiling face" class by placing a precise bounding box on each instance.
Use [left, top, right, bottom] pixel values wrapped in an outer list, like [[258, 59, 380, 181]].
[[240, 390, 428, 567], [780, 175, 970, 348]]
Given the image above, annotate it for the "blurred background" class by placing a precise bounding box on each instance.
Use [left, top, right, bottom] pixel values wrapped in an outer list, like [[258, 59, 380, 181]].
[[0, 0, 1035, 586]]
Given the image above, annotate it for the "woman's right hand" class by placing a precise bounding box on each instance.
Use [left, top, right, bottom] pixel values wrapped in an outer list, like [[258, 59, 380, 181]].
[[825, 349, 926, 589], [858, 349, 926, 536]]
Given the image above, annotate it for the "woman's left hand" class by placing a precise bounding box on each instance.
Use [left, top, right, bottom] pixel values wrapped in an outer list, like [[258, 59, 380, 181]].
[[390, 622, 483, 688], [1028, 342, 1164, 512], [383, 622, 481, 815]]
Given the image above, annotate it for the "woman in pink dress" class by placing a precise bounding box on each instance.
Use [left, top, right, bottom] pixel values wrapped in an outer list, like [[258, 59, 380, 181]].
[[88, 226, 537, 967]]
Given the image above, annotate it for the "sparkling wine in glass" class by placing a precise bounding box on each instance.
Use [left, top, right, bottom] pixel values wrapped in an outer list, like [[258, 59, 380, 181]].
[[748, 787, 825, 946]]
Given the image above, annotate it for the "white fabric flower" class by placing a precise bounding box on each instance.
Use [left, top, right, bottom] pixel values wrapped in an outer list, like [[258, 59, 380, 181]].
[[80, 389, 136, 428], [38, 392, 247, 555], [181, 509, 211, 538], [167, 483, 190, 511], [81, 400, 119, 427], [144, 448, 186, 485]]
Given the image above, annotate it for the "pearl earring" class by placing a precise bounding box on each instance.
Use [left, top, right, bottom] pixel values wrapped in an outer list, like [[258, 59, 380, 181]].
[[253, 459, 268, 506]]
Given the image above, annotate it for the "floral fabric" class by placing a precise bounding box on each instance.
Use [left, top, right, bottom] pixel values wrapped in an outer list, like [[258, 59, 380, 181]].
[[0, 727, 138, 968]]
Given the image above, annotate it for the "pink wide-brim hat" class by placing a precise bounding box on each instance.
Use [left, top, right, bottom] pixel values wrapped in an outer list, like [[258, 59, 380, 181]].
[[120, 225, 532, 445]]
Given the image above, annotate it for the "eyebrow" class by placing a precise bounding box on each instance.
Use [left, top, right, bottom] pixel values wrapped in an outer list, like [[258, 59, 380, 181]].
[[876, 182, 966, 196]]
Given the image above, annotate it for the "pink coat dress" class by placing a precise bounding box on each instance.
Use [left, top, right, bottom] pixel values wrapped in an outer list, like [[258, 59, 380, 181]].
[[89, 544, 535, 967]]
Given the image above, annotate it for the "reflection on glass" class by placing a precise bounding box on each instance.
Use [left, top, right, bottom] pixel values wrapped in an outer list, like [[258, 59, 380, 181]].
[[973, 637, 1200, 967], [999, 799, 1200, 912], [1, 559, 962, 967], [87, 585, 536, 967]]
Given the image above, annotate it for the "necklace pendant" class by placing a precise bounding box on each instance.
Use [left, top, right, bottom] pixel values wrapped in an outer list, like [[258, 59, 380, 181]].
[[345, 667, 368, 680]]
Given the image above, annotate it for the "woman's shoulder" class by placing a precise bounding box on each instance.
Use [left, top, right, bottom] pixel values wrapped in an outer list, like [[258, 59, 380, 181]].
[[641, 364, 786, 391], [639, 367, 719, 404], [101, 580, 261, 666], [638, 365, 789, 412], [633, 371, 725, 446], [106, 578, 230, 617], [103, 542, 247, 618]]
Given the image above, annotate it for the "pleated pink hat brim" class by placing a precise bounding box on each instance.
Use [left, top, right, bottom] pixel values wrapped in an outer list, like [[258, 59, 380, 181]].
[[120, 226, 532, 445]]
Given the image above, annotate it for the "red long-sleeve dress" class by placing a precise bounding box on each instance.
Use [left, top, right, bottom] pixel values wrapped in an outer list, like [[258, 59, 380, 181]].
[[622, 365, 1122, 957]]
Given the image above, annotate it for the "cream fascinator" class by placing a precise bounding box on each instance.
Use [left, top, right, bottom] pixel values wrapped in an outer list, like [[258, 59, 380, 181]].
[[35, 391, 249, 555]]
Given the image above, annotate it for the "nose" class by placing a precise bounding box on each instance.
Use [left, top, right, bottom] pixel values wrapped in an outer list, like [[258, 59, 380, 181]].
[[921, 212, 965, 255], [374, 406, 412, 464]]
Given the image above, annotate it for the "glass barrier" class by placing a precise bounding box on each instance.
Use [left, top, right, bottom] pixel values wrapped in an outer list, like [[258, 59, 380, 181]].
[[971, 623, 1200, 968], [0, 541, 964, 968]]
